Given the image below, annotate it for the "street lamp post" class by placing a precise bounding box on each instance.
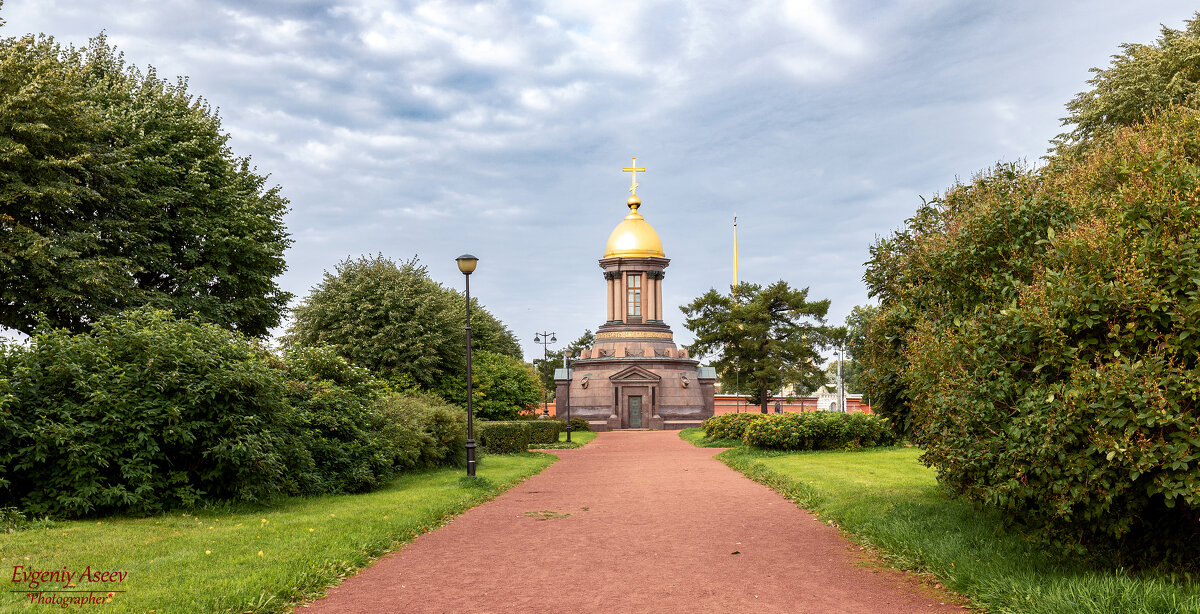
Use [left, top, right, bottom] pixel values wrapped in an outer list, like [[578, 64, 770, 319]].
[[734, 357, 741, 414], [834, 345, 846, 413], [562, 349, 572, 442], [533, 331, 556, 417], [456, 254, 479, 477]]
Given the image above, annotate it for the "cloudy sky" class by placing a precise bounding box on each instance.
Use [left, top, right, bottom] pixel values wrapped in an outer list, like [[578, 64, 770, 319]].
[[2, 1, 1195, 361]]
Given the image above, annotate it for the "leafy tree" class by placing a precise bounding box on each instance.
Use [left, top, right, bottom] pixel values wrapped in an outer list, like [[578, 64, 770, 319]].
[[822, 358, 860, 395], [843, 304, 877, 362], [566, 329, 596, 364], [860, 12, 1200, 565], [466, 350, 542, 421], [825, 304, 877, 396], [0, 32, 291, 335], [1055, 12, 1200, 155], [284, 255, 519, 391], [532, 329, 595, 396], [682, 281, 830, 413]]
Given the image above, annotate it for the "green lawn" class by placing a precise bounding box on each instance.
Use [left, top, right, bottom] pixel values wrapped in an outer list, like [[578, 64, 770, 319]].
[[680, 429, 1200, 614], [530, 430, 597, 449], [0, 453, 555, 614]]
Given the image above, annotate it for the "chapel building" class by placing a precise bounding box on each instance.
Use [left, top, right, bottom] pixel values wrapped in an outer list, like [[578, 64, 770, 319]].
[[554, 162, 716, 430]]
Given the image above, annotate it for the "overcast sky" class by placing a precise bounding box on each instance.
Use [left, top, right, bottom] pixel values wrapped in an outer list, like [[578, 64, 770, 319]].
[[2, 1, 1195, 362]]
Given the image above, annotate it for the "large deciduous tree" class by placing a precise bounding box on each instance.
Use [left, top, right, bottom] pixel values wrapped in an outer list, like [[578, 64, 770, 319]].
[[682, 281, 830, 413], [0, 32, 291, 335], [283, 255, 520, 391]]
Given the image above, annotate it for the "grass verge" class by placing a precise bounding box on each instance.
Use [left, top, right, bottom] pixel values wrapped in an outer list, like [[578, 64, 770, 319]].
[[678, 427, 740, 448], [531, 430, 597, 449], [710, 442, 1200, 614], [0, 453, 555, 614]]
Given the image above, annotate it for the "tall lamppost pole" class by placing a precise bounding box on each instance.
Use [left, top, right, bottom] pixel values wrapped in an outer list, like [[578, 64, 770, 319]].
[[834, 345, 846, 413], [533, 331, 556, 417], [562, 349, 572, 442], [734, 356, 741, 414], [456, 254, 479, 477]]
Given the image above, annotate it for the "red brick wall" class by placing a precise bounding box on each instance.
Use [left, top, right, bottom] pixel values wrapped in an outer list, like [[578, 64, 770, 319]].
[[713, 395, 872, 415]]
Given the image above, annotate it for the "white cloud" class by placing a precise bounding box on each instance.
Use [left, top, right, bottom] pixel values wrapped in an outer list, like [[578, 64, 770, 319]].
[[4, 0, 1197, 360]]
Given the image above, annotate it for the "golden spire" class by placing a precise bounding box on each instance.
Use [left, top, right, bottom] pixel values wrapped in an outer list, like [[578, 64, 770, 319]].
[[732, 214, 739, 294]]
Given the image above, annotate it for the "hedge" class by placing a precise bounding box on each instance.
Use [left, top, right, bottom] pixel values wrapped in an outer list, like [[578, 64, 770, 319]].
[[476, 421, 530, 454], [526, 420, 562, 445], [742, 412, 896, 451], [702, 413, 769, 440]]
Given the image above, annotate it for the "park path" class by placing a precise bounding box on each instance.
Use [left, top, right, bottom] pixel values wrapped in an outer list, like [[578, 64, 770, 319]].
[[300, 431, 966, 613]]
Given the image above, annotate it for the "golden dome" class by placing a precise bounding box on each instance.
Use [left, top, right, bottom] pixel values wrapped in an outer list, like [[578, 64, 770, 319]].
[[603, 196, 665, 258]]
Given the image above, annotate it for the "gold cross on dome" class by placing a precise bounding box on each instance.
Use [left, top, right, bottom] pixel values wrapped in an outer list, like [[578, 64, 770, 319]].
[[622, 157, 646, 196]]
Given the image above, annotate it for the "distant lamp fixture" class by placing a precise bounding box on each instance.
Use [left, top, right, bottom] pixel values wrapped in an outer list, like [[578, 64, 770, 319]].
[[456, 254, 478, 275], [533, 331, 557, 417]]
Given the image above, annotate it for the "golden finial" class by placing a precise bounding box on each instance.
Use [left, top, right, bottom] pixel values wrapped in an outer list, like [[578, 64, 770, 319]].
[[622, 157, 646, 198]]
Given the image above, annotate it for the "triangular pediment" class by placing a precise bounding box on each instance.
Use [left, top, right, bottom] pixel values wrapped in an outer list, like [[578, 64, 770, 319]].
[[609, 365, 661, 382]]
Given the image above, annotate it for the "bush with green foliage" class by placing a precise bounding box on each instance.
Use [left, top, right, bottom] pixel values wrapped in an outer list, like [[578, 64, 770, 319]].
[[281, 346, 469, 495], [526, 420, 562, 445], [863, 109, 1200, 562], [564, 416, 591, 433], [460, 350, 543, 421], [702, 413, 769, 440], [0, 33, 291, 337], [0, 506, 52, 533], [374, 392, 466, 468], [476, 422, 530, 454], [284, 255, 520, 391], [1055, 13, 1200, 156], [0, 308, 473, 518], [280, 347, 390, 494], [742, 412, 896, 451], [0, 308, 293, 517]]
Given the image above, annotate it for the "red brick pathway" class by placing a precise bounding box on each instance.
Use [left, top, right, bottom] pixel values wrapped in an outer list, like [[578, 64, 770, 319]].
[[301, 431, 967, 613]]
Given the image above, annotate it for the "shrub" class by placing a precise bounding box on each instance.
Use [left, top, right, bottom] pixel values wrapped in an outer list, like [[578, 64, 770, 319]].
[[862, 108, 1200, 562], [526, 420, 562, 445], [702, 413, 769, 440], [0, 308, 293, 518], [281, 346, 396, 494], [476, 422, 530, 454], [742, 412, 896, 451], [282, 347, 469, 494], [0, 507, 52, 533], [565, 417, 591, 433], [374, 392, 466, 468]]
